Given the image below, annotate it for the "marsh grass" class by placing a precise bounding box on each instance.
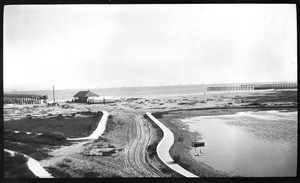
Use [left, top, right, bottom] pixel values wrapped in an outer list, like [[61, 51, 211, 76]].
[[4, 111, 103, 137], [83, 171, 101, 178], [4, 136, 56, 161], [102, 149, 117, 156], [46, 167, 72, 178], [147, 143, 158, 158], [4, 151, 37, 178], [105, 115, 125, 132], [3, 112, 104, 160]]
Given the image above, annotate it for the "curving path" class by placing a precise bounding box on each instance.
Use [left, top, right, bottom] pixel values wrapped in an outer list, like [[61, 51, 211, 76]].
[[41, 111, 109, 168], [146, 112, 198, 177], [125, 113, 166, 177], [4, 149, 54, 178], [67, 111, 109, 141]]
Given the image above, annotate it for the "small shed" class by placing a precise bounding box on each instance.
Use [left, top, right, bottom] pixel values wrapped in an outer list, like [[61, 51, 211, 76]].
[[73, 90, 99, 103]]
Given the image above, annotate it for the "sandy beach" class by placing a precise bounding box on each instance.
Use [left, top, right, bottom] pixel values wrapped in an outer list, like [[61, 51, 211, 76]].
[[3, 89, 297, 177]]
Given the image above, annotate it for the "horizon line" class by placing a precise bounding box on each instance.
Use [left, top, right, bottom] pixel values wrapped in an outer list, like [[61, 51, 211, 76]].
[[4, 80, 298, 92]]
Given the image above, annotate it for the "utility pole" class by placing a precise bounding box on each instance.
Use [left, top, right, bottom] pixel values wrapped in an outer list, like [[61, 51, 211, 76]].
[[53, 85, 55, 103]]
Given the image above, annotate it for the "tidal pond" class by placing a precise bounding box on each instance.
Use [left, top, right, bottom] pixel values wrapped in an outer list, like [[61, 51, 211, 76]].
[[181, 110, 297, 177]]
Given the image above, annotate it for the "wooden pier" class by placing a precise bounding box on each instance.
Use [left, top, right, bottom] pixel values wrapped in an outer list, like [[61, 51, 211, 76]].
[[3, 94, 48, 105], [207, 83, 297, 91], [253, 83, 297, 90]]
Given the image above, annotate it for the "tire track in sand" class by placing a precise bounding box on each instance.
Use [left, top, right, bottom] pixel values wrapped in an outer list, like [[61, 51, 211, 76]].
[[125, 113, 165, 177]]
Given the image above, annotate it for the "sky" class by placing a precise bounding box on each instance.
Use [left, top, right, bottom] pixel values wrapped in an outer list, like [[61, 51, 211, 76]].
[[4, 4, 297, 91]]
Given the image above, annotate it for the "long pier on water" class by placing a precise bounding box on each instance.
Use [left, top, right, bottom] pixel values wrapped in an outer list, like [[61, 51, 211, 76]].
[[207, 83, 297, 91], [4, 94, 48, 105]]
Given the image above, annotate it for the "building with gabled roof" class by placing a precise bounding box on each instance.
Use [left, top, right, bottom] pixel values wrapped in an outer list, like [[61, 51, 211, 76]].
[[73, 90, 99, 103]]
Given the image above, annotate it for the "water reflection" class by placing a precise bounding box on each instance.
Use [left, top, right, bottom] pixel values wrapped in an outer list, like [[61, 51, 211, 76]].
[[181, 111, 297, 177]]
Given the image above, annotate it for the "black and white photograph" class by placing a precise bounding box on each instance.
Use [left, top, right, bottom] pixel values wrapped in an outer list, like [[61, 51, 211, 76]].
[[3, 3, 298, 179]]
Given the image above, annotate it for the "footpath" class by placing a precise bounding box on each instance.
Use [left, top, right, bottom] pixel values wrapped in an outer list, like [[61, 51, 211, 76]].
[[4, 149, 54, 178], [146, 112, 198, 177]]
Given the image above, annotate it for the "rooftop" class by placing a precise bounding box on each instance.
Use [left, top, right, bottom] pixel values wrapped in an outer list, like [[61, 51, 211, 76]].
[[73, 90, 99, 98]]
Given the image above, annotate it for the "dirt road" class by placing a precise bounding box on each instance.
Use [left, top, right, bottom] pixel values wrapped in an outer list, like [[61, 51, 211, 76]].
[[125, 113, 166, 177]]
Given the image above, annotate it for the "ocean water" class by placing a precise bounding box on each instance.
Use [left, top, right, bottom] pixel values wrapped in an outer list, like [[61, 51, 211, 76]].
[[4, 85, 211, 102]]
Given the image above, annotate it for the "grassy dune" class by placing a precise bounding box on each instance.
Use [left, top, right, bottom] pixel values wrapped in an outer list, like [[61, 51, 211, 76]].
[[4, 112, 103, 161], [4, 111, 103, 137]]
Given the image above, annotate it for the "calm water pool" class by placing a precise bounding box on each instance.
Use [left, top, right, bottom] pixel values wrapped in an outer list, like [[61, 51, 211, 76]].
[[181, 110, 297, 177]]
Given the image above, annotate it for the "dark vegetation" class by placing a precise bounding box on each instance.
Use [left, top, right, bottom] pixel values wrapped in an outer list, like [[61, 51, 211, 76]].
[[4, 151, 37, 178], [4, 131, 67, 145], [58, 162, 70, 168], [160, 165, 183, 177], [4, 131, 69, 160], [95, 137, 109, 143], [248, 102, 265, 106], [102, 149, 117, 156], [4, 112, 103, 161], [172, 155, 191, 170], [145, 111, 169, 119], [240, 90, 297, 103], [149, 91, 298, 117], [173, 155, 181, 163], [143, 113, 150, 119], [50, 167, 103, 178], [4, 111, 103, 137], [147, 143, 158, 159], [83, 171, 101, 178], [105, 115, 125, 133], [107, 173, 122, 178], [46, 167, 72, 178]]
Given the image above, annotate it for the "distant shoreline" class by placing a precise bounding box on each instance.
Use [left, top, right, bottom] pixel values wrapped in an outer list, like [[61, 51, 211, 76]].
[[4, 80, 297, 92]]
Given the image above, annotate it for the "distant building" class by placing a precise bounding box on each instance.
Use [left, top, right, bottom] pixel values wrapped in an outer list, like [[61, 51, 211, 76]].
[[87, 96, 115, 104], [73, 90, 99, 103]]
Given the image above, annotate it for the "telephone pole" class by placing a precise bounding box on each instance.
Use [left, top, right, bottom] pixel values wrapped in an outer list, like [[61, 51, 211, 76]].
[[53, 85, 55, 103]]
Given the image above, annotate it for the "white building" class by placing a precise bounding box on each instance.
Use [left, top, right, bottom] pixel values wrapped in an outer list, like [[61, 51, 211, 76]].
[[87, 96, 115, 104]]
